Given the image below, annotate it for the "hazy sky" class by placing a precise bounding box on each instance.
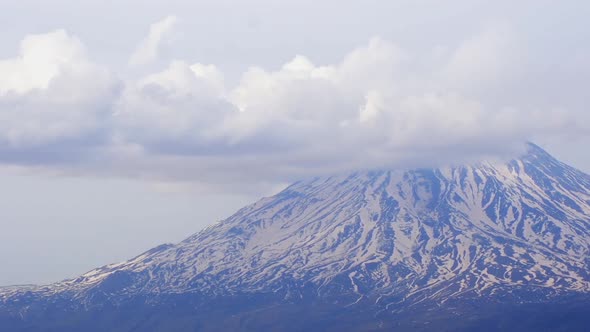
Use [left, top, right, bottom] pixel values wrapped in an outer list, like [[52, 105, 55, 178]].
[[0, 0, 589, 285]]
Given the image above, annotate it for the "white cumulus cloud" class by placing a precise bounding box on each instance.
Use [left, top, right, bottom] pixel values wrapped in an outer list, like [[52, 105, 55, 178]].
[[0, 30, 118, 153], [129, 15, 177, 66], [0, 22, 587, 190]]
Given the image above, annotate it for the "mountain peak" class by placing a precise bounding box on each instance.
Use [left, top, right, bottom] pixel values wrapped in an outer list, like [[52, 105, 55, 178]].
[[522, 141, 555, 160]]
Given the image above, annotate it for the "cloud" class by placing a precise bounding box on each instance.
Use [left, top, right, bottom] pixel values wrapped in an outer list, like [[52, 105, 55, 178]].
[[114, 60, 232, 152], [129, 15, 177, 66], [0, 23, 587, 191], [0, 30, 85, 95], [442, 24, 516, 88], [0, 30, 119, 158]]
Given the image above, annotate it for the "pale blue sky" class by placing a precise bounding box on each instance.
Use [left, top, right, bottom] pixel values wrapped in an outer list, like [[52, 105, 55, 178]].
[[0, 172, 254, 285]]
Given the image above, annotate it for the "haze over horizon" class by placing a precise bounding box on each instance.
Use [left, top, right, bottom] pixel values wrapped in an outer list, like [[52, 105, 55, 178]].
[[1, 0, 589, 286]]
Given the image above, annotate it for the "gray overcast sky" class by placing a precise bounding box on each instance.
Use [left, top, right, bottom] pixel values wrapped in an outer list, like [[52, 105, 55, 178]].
[[0, 0, 589, 285]]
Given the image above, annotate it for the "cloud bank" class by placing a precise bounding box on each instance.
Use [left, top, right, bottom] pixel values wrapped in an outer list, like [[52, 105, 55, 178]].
[[0, 20, 587, 191]]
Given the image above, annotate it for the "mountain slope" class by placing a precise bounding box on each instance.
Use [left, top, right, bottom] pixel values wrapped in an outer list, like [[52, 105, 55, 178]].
[[2, 143, 590, 331]]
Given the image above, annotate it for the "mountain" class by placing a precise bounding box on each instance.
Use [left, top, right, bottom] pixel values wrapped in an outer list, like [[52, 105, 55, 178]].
[[1, 143, 590, 331]]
